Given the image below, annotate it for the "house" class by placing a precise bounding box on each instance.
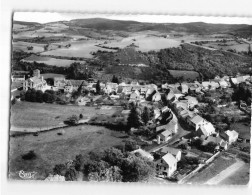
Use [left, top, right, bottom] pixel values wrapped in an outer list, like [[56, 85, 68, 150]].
[[197, 122, 215, 137], [152, 92, 161, 102], [218, 80, 228, 88], [122, 86, 132, 95], [153, 108, 161, 119], [130, 81, 139, 86], [184, 96, 198, 108], [23, 69, 48, 92], [145, 88, 156, 99], [131, 149, 154, 161], [180, 83, 189, 94], [64, 83, 73, 93], [103, 85, 112, 94], [222, 130, 239, 144], [209, 81, 219, 90], [54, 77, 66, 87], [202, 81, 210, 90], [166, 90, 175, 101], [157, 129, 173, 143], [162, 83, 169, 90], [129, 90, 140, 102], [140, 87, 148, 95], [188, 115, 206, 130], [230, 78, 238, 85], [160, 147, 182, 161], [106, 82, 118, 92], [155, 153, 177, 177]]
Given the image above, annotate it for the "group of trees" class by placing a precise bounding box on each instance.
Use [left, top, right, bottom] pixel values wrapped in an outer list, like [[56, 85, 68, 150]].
[[67, 62, 94, 80], [53, 147, 155, 182], [127, 104, 152, 129], [232, 82, 252, 104], [22, 89, 58, 103]]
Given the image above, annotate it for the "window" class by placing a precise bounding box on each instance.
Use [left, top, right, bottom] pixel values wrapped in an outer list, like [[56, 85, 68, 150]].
[[164, 167, 166, 170]]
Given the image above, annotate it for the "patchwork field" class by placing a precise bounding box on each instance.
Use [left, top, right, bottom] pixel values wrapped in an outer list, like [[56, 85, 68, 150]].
[[41, 40, 117, 58], [12, 41, 47, 53], [10, 101, 119, 131], [8, 124, 128, 180], [22, 54, 82, 67]]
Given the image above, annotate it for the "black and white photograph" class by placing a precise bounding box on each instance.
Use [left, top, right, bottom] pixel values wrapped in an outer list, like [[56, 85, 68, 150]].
[[6, 10, 252, 186]]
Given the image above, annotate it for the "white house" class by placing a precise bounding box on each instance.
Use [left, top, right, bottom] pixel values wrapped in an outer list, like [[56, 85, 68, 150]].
[[129, 90, 140, 102], [156, 153, 177, 177], [188, 115, 206, 130], [197, 122, 215, 137], [157, 129, 173, 143], [224, 130, 239, 144]]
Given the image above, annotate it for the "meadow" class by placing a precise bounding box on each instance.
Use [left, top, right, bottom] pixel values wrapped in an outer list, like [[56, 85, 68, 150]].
[[10, 101, 118, 131]]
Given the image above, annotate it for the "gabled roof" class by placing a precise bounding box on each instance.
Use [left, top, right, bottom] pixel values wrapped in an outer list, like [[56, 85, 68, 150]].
[[198, 122, 215, 136], [225, 130, 239, 138], [231, 78, 238, 84], [162, 153, 177, 166], [160, 129, 173, 137], [160, 146, 181, 156], [191, 115, 204, 125]]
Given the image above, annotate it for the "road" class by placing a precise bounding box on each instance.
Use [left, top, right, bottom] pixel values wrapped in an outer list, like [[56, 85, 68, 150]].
[[148, 110, 190, 153], [204, 159, 245, 185]]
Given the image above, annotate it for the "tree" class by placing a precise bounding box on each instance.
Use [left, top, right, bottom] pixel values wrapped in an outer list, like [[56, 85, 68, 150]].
[[96, 80, 101, 94], [79, 114, 83, 119], [111, 75, 119, 84], [25, 89, 32, 101], [65, 167, 77, 181], [125, 140, 138, 152], [141, 107, 150, 125], [127, 105, 142, 128], [53, 164, 67, 176], [66, 115, 79, 126]]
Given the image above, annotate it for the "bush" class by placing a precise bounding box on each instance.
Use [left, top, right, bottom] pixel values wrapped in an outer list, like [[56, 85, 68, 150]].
[[22, 150, 37, 160]]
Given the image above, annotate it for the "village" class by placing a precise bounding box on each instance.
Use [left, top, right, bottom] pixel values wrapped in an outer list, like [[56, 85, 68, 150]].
[[10, 68, 251, 183]]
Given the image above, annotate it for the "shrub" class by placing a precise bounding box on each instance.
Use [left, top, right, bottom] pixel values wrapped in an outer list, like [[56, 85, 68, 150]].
[[22, 150, 37, 160]]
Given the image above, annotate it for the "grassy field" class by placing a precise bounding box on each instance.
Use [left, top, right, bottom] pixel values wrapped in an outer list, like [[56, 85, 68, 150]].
[[168, 69, 200, 80], [8, 124, 128, 180], [22, 54, 81, 67], [10, 101, 118, 131], [187, 155, 236, 184]]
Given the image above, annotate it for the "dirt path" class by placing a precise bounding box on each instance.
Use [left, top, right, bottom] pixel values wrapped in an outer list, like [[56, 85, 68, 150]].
[[204, 159, 245, 185]]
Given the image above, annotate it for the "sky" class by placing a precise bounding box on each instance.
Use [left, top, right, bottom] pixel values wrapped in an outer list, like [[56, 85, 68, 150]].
[[14, 12, 252, 25]]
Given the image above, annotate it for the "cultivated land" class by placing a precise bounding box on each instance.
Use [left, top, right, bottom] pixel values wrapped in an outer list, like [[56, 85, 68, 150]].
[[10, 101, 119, 131], [9, 124, 128, 180]]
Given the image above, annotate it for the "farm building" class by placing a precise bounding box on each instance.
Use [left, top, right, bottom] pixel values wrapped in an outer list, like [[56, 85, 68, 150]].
[[222, 130, 239, 144], [188, 115, 206, 130]]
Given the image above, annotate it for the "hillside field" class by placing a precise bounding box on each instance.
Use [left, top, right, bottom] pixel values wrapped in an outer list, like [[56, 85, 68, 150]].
[[22, 54, 82, 67]]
